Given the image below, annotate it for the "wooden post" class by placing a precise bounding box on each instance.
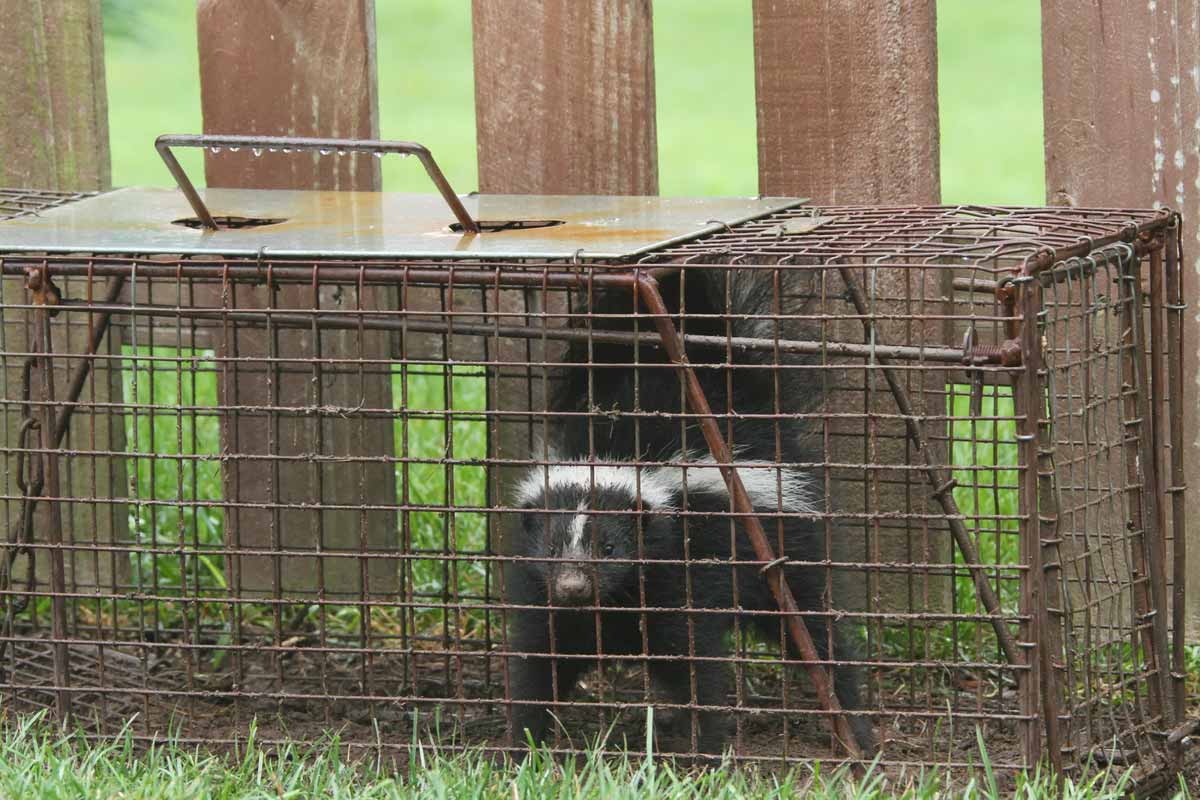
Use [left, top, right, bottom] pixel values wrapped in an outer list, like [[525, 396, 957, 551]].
[[470, 0, 659, 501], [470, 0, 659, 479], [471, 1, 658, 741], [0, 0, 127, 595], [752, 1, 939, 205], [1042, 1, 1199, 647], [197, 1, 380, 191], [197, 0, 396, 598], [472, 0, 658, 195], [751, 0, 954, 699], [0, 0, 110, 190]]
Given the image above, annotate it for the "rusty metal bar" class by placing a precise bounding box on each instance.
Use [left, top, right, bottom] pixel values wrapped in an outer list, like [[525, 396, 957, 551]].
[[155, 134, 479, 233], [1014, 277, 1062, 773], [52, 299, 1022, 367], [634, 272, 864, 763], [1116, 254, 1166, 726], [51, 276, 126, 446], [834, 263, 1022, 667], [1164, 218, 1187, 724], [30, 298, 71, 720], [1020, 212, 1172, 276], [1146, 244, 1173, 726], [952, 277, 999, 294], [1123, 251, 1171, 734], [1126, 250, 1172, 723], [1, 260, 626, 288]]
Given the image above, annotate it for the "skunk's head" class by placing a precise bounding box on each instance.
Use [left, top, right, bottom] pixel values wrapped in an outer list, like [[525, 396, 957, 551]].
[[513, 465, 676, 607], [512, 452, 818, 606]]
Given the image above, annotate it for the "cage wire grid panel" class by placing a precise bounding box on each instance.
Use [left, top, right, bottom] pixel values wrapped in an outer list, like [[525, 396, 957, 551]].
[[0, 186, 1186, 784]]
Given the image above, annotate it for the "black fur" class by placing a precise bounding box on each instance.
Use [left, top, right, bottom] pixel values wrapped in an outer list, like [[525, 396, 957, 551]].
[[506, 267, 874, 757]]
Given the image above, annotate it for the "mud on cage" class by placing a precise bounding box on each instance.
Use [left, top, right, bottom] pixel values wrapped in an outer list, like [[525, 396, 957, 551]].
[[0, 137, 1187, 787]]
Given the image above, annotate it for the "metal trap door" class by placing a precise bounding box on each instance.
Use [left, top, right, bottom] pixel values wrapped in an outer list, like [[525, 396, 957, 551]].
[[1033, 242, 1179, 772]]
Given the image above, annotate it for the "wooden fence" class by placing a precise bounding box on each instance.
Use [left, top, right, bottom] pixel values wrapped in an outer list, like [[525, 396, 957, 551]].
[[0, 0, 1197, 632]]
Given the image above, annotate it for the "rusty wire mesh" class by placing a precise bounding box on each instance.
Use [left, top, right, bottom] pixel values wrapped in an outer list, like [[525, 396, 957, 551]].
[[0, 193, 1185, 784], [0, 188, 96, 221]]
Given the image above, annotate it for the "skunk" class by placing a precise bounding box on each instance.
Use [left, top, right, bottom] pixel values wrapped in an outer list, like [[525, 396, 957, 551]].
[[505, 266, 874, 757]]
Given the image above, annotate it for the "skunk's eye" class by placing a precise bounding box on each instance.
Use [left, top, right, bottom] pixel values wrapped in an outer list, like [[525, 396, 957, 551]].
[[550, 542, 560, 557], [602, 542, 614, 556]]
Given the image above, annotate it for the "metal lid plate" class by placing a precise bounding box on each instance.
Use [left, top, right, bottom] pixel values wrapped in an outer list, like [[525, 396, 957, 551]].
[[0, 187, 806, 260]]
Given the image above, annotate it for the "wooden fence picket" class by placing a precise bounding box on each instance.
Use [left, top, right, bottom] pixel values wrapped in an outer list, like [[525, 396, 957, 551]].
[[752, 0, 940, 203], [750, 0, 956, 692], [472, 0, 658, 195], [196, 0, 397, 597], [1041, 0, 1200, 704], [0, 0, 126, 595]]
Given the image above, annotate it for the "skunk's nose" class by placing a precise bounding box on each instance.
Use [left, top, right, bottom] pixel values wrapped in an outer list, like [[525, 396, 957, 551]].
[[552, 568, 592, 605]]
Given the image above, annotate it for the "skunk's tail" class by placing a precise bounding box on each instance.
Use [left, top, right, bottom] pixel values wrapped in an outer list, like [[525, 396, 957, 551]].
[[695, 266, 817, 357]]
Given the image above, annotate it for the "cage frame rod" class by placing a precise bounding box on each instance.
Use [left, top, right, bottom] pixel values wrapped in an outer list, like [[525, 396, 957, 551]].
[[30, 298, 71, 720], [1014, 272, 1062, 773], [48, 298, 1021, 367], [1164, 217, 1188, 729], [633, 270, 865, 763], [1119, 244, 1171, 724]]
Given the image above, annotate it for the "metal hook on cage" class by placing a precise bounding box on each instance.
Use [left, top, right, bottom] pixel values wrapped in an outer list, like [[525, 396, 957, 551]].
[[0, 363, 47, 679], [4, 415, 43, 603], [25, 263, 62, 317], [704, 218, 735, 236], [255, 246, 271, 287], [961, 324, 985, 418], [569, 247, 586, 280]]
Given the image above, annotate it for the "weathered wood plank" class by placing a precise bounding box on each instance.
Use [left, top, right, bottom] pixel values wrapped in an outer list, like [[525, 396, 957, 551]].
[[197, 0, 396, 597], [0, 0, 125, 594], [197, 0, 381, 191], [751, 0, 950, 655], [0, 0, 110, 190], [471, 0, 658, 579], [1041, 0, 1200, 641], [472, 0, 658, 195], [752, 0, 939, 203]]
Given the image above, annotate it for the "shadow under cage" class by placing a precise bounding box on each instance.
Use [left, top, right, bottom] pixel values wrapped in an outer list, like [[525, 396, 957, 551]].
[[0, 138, 1187, 787]]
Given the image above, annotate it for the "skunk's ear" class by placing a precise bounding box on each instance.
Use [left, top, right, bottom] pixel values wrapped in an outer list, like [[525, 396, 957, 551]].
[[639, 489, 682, 526]]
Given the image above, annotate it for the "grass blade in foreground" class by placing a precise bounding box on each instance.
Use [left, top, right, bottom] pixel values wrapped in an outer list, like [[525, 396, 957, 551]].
[[0, 714, 1159, 800]]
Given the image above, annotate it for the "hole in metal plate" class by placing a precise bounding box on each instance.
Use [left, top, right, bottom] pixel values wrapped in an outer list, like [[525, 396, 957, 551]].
[[172, 215, 287, 230], [448, 219, 566, 234]]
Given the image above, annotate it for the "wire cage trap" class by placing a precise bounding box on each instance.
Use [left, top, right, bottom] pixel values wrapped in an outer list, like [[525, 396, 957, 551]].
[[0, 136, 1188, 787]]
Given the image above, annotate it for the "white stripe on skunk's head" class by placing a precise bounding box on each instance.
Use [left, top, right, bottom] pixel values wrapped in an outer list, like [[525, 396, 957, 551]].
[[513, 462, 679, 512], [513, 452, 818, 517]]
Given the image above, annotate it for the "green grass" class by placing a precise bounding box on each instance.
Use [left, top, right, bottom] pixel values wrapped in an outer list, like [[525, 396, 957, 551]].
[[396, 365, 489, 637], [945, 385, 1021, 656], [937, 1, 1046, 204], [122, 346, 224, 596], [0, 713, 1161, 800], [116, 354, 491, 643]]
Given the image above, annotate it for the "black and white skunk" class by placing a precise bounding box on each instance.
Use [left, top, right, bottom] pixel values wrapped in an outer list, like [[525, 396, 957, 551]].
[[506, 267, 874, 756]]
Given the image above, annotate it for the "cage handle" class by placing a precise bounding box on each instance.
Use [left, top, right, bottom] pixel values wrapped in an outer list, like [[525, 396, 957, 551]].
[[154, 134, 480, 234]]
